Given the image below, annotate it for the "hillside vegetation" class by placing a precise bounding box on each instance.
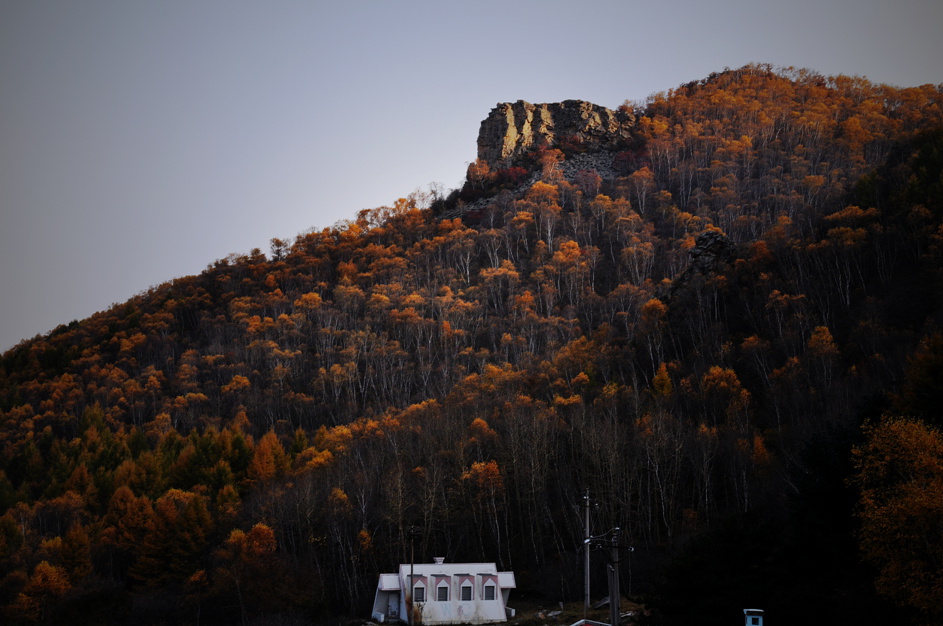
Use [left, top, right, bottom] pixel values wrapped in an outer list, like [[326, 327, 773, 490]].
[[1, 65, 942, 625]]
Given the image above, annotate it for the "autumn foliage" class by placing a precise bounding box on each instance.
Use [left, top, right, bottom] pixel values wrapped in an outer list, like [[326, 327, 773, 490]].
[[1, 65, 942, 624], [852, 417, 943, 624]]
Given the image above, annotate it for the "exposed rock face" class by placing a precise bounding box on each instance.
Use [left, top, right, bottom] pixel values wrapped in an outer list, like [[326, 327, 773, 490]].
[[688, 230, 735, 272], [669, 230, 739, 296], [477, 100, 635, 166]]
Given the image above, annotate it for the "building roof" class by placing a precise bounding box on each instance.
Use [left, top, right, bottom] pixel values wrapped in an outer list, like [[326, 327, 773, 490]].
[[397, 562, 509, 580]]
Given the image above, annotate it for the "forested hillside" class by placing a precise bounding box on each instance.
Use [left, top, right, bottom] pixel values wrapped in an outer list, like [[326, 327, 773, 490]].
[[1, 65, 942, 625]]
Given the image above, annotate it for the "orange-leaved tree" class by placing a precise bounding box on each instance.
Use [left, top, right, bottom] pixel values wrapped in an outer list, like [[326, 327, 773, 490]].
[[851, 416, 943, 623], [212, 523, 280, 621]]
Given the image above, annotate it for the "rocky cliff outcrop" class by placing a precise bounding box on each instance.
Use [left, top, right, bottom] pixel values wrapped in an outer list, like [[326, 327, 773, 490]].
[[669, 230, 739, 295], [477, 100, 635, 166]]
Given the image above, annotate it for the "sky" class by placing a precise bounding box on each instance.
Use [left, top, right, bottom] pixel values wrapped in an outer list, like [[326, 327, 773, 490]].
[[1, 0, 941, 352]]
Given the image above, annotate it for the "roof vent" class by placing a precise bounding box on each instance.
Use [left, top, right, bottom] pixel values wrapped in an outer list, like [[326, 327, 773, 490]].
[[434, 557, 445, 565]]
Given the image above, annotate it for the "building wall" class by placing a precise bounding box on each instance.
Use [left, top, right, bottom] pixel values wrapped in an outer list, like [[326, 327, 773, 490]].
[[371, 563, 514, 625]]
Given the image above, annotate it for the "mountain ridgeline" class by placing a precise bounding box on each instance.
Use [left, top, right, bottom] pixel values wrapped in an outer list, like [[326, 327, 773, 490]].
[[2, 65, 943, 625]]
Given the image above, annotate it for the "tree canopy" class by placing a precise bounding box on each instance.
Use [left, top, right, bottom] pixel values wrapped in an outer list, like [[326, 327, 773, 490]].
[[1, 64, 942, 624]]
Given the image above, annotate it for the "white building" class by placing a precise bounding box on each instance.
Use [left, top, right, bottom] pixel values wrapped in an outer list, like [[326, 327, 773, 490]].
[[371, 558, 516, 625]]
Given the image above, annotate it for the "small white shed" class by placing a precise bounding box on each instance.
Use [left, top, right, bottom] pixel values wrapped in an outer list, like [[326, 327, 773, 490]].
[[372, 558, 516, 625]]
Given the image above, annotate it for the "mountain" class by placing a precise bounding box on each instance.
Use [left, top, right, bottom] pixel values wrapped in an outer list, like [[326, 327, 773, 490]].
[[1, 64, 942, 625]]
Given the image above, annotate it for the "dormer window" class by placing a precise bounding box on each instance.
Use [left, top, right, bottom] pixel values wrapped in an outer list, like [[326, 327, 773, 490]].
[[436, 580, 450, 601], [413, 583, 425, 603], [461, 583, 473, 601], [483, 582, 496, 601]]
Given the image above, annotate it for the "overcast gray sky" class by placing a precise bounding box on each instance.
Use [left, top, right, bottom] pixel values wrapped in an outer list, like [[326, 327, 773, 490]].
[[1, 0, 941, 351]]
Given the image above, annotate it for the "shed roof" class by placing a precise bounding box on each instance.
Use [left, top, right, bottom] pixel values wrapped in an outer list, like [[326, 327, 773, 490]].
[[377, 573, 400, 591]]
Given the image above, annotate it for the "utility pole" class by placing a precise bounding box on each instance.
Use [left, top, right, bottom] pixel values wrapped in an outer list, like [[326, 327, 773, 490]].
[[583, 488, 591, 617], [586, 526, 632, 626], [408, 526, 420, 625], [608, 528, 620, 626]]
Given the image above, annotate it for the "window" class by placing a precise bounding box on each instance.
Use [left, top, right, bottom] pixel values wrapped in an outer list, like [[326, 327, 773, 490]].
[[461, 584, 473, 601], [413, 585, 425, 603], [749, 619, 760, 626], [437, 583, 449, 602], [484, 583, 496, 601]]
